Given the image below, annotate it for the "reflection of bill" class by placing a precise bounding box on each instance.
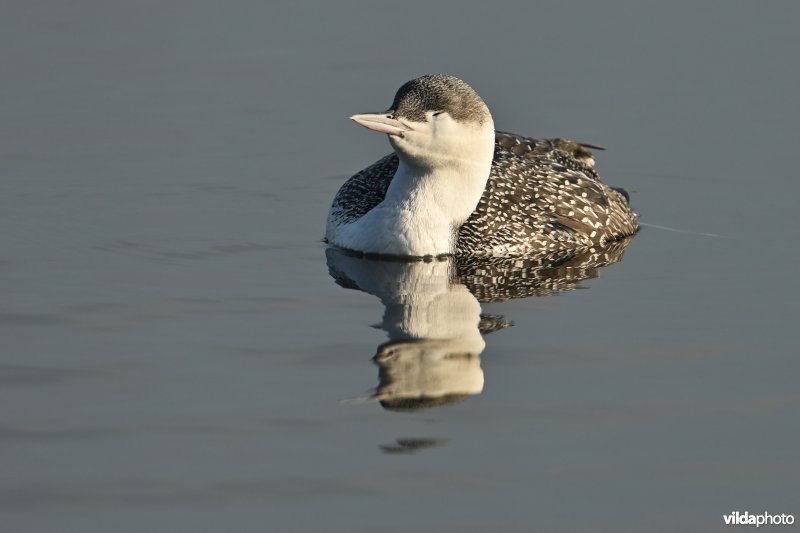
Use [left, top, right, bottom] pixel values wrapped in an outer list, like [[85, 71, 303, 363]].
[[379, 438, 449, 455], [327, 237, 633, 411]]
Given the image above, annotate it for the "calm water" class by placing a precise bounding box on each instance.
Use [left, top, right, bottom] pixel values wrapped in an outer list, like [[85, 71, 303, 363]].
[[2, 2, 799, 532]]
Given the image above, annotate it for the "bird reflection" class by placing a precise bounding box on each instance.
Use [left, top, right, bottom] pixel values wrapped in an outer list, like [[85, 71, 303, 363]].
[[327, 238, 633, 412], [379, 438, 450, 455]]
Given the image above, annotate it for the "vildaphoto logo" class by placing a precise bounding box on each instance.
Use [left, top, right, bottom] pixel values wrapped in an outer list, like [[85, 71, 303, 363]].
[[723, 511, 795, 527]]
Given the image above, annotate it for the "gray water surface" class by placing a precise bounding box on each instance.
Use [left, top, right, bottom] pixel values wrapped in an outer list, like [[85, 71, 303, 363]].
[[2, 2, 799, 532]]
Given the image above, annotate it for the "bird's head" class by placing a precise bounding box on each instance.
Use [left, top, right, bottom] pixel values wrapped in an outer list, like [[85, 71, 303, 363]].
[[351, 74, 495, 171]]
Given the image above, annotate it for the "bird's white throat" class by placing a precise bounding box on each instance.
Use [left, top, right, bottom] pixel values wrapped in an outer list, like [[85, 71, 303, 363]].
[[328, 118, 495, 257]]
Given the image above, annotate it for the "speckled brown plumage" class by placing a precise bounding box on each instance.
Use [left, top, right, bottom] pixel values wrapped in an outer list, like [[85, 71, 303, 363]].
[[329, 130, 638, 256]]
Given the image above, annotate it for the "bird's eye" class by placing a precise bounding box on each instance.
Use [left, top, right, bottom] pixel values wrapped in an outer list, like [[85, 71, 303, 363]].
[[432, 111, 445, 117]]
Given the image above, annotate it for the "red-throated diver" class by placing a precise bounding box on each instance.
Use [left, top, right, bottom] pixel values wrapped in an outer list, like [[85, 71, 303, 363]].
[[326, 74, 638, 257]]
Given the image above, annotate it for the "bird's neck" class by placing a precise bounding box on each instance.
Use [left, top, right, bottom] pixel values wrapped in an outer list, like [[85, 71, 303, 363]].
[[330, 124, 496, 257], [370, 156, 489, 256], [404, 156, 490, 209]]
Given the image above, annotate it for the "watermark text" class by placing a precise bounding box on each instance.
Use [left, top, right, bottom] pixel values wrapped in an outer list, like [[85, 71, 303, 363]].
[[723, 511, 794, 527]]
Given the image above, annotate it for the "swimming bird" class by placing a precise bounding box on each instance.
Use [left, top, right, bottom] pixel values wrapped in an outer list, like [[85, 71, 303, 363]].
[[326, 74, 638, 257]]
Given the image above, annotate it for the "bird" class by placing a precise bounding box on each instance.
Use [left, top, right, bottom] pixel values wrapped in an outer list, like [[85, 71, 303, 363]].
[[325, 74, 638, 258]]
